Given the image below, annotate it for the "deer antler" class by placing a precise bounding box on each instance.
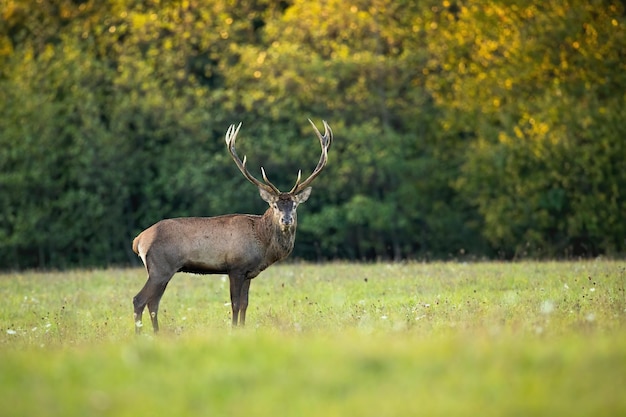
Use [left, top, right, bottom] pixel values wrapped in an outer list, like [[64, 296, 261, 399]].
[[289, 119, 333, 194], [225, 123, 280, 194]]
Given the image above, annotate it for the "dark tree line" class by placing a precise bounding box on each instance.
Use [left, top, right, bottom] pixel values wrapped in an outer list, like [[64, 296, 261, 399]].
[[1, 0, 624, 269]]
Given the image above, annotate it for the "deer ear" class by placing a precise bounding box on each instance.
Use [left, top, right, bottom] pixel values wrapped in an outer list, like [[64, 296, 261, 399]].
[[259, 187, 278, 204], [295, 187, 312, 204]]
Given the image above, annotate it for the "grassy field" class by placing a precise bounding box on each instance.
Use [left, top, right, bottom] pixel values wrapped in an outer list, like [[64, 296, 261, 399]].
[[1, 261, 625, 416]]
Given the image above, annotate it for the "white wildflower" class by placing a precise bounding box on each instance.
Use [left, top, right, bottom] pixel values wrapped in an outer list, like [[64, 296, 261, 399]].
[[540, 300, 555, 315]]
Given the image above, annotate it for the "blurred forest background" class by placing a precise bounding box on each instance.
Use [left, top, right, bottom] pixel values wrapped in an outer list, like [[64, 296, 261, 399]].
[[0, 0, 624, 269]]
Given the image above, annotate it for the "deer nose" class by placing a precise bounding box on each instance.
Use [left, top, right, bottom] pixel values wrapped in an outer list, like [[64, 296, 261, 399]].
[[281, 213, 295, 226]]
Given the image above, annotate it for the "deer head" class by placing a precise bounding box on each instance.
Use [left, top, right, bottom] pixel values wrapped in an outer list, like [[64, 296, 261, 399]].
[[225, 119, 332, 231]]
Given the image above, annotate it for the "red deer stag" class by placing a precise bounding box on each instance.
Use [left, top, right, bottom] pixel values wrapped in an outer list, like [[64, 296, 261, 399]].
[[132, 119, 332, 333]]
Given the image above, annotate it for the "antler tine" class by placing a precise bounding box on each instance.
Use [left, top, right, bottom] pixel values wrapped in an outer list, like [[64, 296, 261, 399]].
[[289, 119, 333, 194], [225, 123, 280, 194], [260, 167, 281, 194]]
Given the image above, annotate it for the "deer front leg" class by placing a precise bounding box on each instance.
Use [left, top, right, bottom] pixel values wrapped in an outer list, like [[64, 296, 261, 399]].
[[238, 279, 252, 326], [229, 274, 252, 327], [229, 275, 242, 326]]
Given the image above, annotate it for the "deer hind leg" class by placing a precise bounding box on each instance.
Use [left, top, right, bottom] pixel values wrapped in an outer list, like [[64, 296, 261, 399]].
[[228, 274, 252, 327], [133, 273, 172, 334]]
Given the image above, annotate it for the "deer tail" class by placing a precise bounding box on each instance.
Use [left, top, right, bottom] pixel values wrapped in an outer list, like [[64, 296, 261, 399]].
[[132, 234, 141, 255]]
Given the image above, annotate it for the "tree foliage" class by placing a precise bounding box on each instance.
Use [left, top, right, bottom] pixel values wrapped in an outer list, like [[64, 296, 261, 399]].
[[0, 0, 624, 268], [425, 1, 626, 257]]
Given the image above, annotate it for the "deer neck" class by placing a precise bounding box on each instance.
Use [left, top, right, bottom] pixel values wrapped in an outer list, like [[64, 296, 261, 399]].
[[258, 209, 297, 261]]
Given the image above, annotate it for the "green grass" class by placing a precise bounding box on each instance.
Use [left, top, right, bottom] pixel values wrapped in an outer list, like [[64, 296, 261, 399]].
[[1, 261, 625, 416]]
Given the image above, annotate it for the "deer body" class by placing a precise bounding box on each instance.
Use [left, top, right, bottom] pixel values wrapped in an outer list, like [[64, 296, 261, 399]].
[[132, 121, 330, 333], [134, 213, 290, 277]]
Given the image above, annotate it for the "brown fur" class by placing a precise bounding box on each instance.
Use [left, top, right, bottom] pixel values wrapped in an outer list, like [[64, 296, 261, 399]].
[[132, 203, 304, 333]]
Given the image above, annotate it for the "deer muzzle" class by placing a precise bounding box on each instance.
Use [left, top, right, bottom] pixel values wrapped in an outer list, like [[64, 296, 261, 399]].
[[280, 214, 296, 230]]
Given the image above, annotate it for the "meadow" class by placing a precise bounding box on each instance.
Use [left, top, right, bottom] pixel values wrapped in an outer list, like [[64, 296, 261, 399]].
[[1, 261, 625, 416]]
